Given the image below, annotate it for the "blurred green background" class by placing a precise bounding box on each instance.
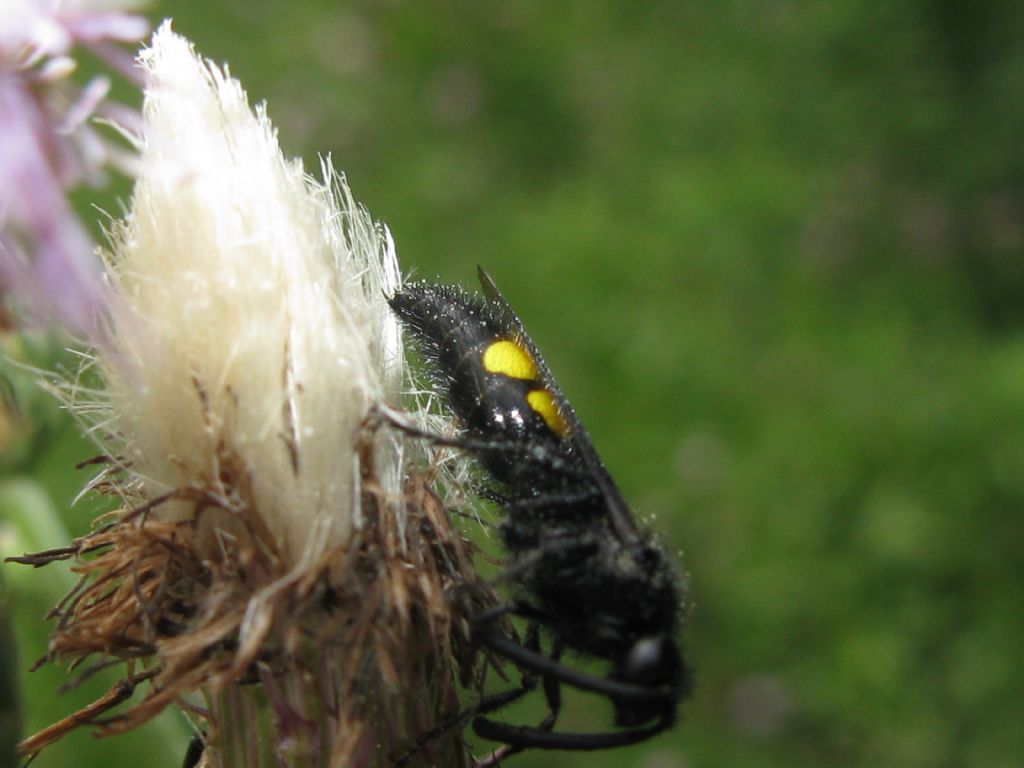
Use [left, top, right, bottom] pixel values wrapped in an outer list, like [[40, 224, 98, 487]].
[[3, 2, 1024, 767]]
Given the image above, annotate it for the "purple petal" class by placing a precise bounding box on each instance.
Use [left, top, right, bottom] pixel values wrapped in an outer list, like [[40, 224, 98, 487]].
[[0, 75, 108, 340], [61, 13, 150, 45], [57, 75, 110, 134], [84, 39, 147, 85]]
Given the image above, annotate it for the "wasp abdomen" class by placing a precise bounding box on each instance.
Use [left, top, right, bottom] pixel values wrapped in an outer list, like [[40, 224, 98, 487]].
[[390, 282, 578, 490]]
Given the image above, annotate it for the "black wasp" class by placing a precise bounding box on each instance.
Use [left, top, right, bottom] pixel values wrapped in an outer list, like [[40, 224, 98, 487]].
[[389, 268, 690, 756]]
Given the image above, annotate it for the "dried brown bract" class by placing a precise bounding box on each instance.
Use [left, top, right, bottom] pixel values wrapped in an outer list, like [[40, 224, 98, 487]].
[[15, 435, 493, 766]]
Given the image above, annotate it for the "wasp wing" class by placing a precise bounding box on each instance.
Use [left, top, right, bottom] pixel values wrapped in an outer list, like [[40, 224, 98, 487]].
[[477, 266, 640, 543]]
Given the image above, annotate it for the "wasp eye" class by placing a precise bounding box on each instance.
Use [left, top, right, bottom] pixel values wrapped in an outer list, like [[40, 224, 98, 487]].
[[612, 635, 678, 727], [623, 635, 668, 683]]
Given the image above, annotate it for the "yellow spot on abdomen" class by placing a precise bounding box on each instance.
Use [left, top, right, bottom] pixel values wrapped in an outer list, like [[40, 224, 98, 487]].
[[483, 339, 569, 437], [527, 389, 570, 437], [483, 339, 538, 380]]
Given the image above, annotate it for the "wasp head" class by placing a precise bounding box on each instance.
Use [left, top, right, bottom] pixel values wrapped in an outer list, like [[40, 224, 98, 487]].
[[612, 634, 688, 727]]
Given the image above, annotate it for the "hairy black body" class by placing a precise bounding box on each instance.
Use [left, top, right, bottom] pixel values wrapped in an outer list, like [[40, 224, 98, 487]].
[[389, 269, 690, 754]]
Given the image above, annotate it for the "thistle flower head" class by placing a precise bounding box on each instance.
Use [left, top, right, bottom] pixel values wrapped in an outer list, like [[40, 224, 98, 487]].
[[99, 23, 403, 561], [13, 23, 490, 766]]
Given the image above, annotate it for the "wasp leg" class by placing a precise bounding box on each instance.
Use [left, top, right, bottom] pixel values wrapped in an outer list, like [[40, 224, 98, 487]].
[[393, 625, 548, 768], [480, 631, 676, 704], [480, 485, 601, 511], [471, 599, 548, 630], [392, 684, 534, 768], [476, 626, 672, 754], [373, 405, 587, 477], [472, 605, 673, 705], [373, 405, 519, 454], [472, 710, 674, 752], [471, 631, 564, 768], [473, 632, 675, 752]]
